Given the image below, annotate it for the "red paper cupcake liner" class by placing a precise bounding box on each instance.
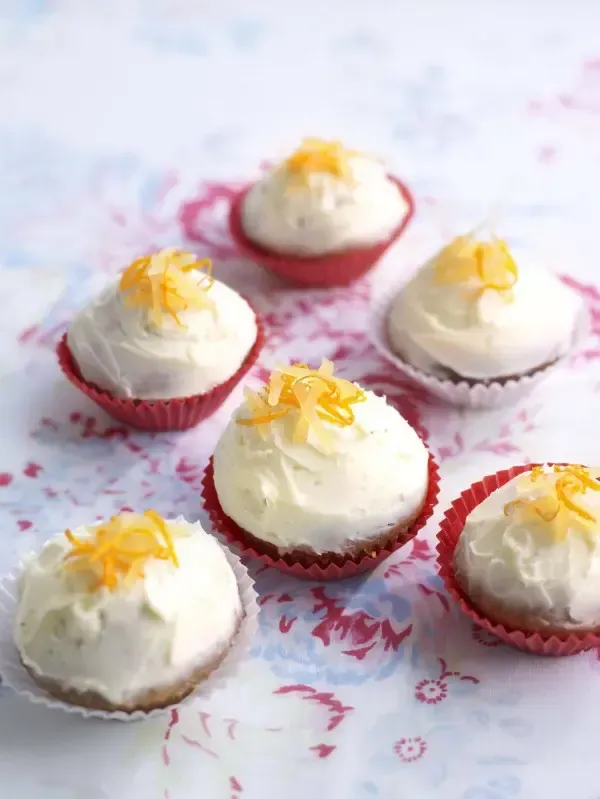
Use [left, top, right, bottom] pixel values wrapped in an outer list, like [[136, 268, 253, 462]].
[[437, 463, 600, 656], [228, 176, 415, 288], [201, 450, 439, 581], [56, 313, 265, 432]]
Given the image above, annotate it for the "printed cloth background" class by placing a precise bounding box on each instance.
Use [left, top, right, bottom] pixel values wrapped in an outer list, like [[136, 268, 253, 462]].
[[1, 1, 600, 797]]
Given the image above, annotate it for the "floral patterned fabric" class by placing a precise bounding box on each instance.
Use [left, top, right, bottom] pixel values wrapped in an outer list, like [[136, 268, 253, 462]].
[[1, 1, 600, 797]]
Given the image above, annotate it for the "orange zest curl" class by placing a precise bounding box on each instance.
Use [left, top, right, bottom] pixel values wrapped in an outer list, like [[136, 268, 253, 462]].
[[554, 466, 600, 522], [237, 360, 366, 448], [434, 234, 519, 301], [283, 137, 360, 185], [119, 248, 214, 327], [529, 465, 544, 482], [63, 510, 180, 592], [504, 465, 600, 542]]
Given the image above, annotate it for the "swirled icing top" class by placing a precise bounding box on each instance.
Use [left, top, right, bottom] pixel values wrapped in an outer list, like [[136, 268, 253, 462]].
[[15, 513, 242, 705], [455, 465, 600, 629], [213, 360, 429, 553], [241, 138, 407, 256], [388, 232, 582, 381], [67, 248, 257, 400]]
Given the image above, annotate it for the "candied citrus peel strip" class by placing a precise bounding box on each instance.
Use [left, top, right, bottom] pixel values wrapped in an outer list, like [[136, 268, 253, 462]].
[[434, 233, 519, 301], [238, 360, 366, 446], [503, 465, 600, 542], [283, 137, 361, 185], [63, 510, 180, 592], [119, 247, 214, 327], [529, 465, 545, 482]]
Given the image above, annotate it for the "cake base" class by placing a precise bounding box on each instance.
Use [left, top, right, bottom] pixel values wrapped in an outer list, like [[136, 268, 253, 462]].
[[202, 454, 440, 580], [237, 504, 426, 570], [441, 358, 558, 387], [390, 343, 558, 387], [453, 569, 600, 636], [21, 633, 236, 714]]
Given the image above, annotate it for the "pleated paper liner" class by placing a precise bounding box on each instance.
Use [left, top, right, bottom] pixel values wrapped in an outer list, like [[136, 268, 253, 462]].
[[202, 452, 440, 581], [0, 538, 259, 720], [437, 463, 600, 656], [56, 312, 265, 432], [228, 176, 415, 288], [370, 288, 592, 409]]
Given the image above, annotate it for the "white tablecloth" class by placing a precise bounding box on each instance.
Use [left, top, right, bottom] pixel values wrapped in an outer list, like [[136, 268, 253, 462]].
[[1, 2, 600, 797]]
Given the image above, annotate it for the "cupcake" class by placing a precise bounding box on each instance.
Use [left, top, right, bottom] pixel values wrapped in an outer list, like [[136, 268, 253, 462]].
[[203, 359, 439, 579], [438, 463, 600, 655], [58, 248, 264, 431], [376, 230, 583, 406], [13, 511, 245, 713], [229, 138, 414, 287]]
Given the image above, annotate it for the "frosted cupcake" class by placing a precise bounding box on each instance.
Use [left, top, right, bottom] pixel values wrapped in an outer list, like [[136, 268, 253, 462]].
[[438, 463, 600, 655], [378, 231, 583, 406], [203, 360, 439, 579], [58, 248, 263, 430], [14, 512, 245, 713], [456, 464, 600, 633], [229, 138, 413, 287]]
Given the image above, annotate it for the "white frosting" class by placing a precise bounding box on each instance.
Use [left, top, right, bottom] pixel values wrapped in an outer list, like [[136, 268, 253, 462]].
[[388, 245, 582, 381], [212, 389, 429, 553], [241, 156, 407, 256], [67, 278, 257, 400], [14, 517, 242, 705], [455, 467, 600, 630]]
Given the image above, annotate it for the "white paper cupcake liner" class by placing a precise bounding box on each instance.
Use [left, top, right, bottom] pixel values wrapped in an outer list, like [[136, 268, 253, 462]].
[[0, 542, 259, 722], [369, 289, 591, 410]]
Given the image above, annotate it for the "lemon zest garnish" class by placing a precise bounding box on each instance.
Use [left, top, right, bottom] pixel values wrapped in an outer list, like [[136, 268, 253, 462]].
[[283, 137, 360, 185], [434, 233, 519, 302], [144, 509, 180, 568], [503, 466, 600, 542], [529, 465, 545, 482], [237, 360, 366, 448], [119, 248, 214, 327], [63, 511, 180, 592]]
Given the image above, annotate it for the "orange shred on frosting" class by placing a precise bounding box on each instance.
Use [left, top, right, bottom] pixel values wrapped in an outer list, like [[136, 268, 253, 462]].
[[237, 360, 366, 446], [503, 465, 600, 542], [63, 510, 180, 591], [283, 137, 361, 185], [119, 248, 214, 327], [529, 465, 545, 482], [434, 233, 519, 301]]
